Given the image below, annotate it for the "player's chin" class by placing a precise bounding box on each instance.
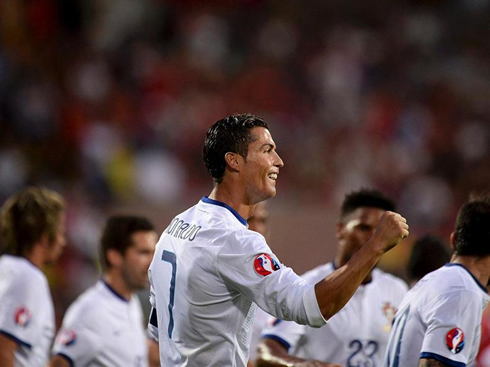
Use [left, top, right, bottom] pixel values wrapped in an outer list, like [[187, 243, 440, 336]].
[[138, 277, 150, 289], [265, 185, 277, 198]]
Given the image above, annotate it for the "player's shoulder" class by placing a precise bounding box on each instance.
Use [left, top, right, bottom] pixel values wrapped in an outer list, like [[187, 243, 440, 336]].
[[436, 264, 488, 295], [0, 255, 48, 290], [372, 268, 409, 292], [214, 225, 268, 255], [129, 294, 144, 315], [64, 283, 108, 320], [300, 262, 334, 284], [196, 197, 249, 230], [164, 199, 248, 243]]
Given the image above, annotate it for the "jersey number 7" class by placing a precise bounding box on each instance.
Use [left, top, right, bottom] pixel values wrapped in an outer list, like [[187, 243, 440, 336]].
[[162, 250, 177, 338]]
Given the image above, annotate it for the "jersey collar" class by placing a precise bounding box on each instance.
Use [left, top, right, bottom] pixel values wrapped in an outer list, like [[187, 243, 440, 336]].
[[445, 263, 488, 293], [101, 279, 130, 302], [201, 196, 248, 226]]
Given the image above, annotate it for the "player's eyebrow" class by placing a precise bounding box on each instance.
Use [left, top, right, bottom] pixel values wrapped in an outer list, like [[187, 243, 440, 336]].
[[259, 143, 275, 150]]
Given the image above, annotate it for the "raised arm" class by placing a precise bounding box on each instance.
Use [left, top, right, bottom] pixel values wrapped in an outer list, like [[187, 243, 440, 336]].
[[256, 338, 341, 367], [0, 334, 17, 367], [315, 211, 408, 320]]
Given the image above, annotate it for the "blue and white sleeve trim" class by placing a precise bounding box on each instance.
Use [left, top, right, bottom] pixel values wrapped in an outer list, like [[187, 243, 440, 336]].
[[420, 352, 466, 367]]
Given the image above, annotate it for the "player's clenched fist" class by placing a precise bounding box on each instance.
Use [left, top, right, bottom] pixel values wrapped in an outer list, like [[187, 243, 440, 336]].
[[370, 211, 409, 253]]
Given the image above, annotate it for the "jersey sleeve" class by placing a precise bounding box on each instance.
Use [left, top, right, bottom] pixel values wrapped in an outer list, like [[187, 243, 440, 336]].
[[0, 271, 49, 348], [51, 301, 102, 365], [420, 289, 482, 366], [216, 230, 326, 328]]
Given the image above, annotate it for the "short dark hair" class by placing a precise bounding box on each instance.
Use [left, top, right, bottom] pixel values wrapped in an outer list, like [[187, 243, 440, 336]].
[[203, 113, 269, 183], [453, 196, 490, 257], [100, 215, 155, 269], [406, 235, 450, 283], [1, 187, 65, 256], [340, 188, 396, 220]]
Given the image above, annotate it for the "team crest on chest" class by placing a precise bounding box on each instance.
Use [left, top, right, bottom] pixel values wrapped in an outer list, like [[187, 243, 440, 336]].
[[14, 307, 31, 327], [59, 329, 77, 346], [382, 302, 396, 332], [254, 253, 280, 276], [446, 327, 465, 354]]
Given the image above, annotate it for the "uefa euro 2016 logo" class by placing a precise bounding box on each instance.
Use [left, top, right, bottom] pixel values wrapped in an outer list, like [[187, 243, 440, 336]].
[[59, 329, 77, 346], [254, 253, 280, 276], [14, 307, 31, 327], [446, 327, 465, 354]]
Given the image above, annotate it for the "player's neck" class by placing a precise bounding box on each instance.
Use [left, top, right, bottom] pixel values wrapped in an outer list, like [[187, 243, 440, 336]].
[[451, 255, 490, 288], [208, 184, 255, 220], [103, 272, 133, 301], [24, 245, 47, 269]]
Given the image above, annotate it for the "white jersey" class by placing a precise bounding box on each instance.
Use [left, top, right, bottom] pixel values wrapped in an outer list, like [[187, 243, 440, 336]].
[[148, 197, 325, 367], [384, 264, 490, 367], [260, 263, 408, 366], [0, 255, 55, 367], [249, 307, 273, 363], [52, 280, 148, 367]]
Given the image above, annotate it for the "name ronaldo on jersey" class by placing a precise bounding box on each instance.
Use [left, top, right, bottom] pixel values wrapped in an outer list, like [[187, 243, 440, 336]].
[[164, 217, 201, 241]]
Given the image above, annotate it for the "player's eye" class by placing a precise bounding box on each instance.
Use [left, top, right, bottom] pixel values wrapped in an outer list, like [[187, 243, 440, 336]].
[[357, 224, 372, 232]]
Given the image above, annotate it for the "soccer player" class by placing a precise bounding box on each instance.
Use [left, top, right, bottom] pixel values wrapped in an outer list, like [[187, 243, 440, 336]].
[[0, 187, 66, 367], [406, 234, 450, 288], [384, 196, 490, 367], [50, 215, 157, 367], [148, 113, 409, 366], [256, 189, 409, 367]]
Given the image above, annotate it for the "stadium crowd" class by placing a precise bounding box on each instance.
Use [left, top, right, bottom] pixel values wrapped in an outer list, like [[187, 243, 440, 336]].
[[0, 0, 489, 366]]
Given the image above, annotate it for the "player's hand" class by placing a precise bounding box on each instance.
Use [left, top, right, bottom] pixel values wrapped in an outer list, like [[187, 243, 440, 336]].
[[370, 211, 409, 253]]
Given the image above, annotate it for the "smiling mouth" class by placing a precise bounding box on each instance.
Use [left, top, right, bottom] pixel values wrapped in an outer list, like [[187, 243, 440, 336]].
[[268, 173, 278, 181]]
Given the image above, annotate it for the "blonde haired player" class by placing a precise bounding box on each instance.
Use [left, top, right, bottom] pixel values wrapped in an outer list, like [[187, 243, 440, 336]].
[[0, 187, 66, 367]]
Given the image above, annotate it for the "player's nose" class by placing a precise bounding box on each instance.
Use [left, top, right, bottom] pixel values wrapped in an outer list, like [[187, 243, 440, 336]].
[[274, 151, 284, 168]]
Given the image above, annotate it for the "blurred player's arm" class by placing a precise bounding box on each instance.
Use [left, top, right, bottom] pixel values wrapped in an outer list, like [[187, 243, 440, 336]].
[[256, 338, 341, 367], [0, 334, 17, 366], [148, 338, 160, 367], [49, 354, 71, 367], [315, 211, 408, 320], [419, 358, 450, 367]]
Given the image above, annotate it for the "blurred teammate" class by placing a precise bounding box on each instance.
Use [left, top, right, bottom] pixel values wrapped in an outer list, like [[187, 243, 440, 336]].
[[406, 234, 450, 288], [248, 201, 269, 238], [148, 113, 409, 366], [384, 196, 490, 367], [0, 187, 66, 366], [256, 189, 409, 367], [50, 215, 157, 367]]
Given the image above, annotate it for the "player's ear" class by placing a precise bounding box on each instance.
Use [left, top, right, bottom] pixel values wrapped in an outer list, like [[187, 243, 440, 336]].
[[107, 248, 124, 268], [335, 222, 344, 239], [449, 232, 456, 250], [225, 152, 241, 172], [38, 233, 51, 248]]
